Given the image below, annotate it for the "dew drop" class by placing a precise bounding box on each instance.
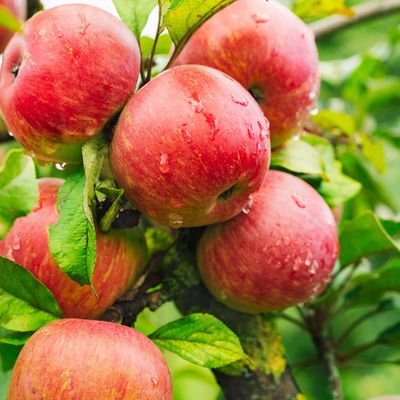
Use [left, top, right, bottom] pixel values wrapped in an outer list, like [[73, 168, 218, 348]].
[[310, 107, 319, 116], [231, 95, 249, 106], [151, 377, 159, 387], [275, 261, 282, 269], [305, 251, 312, 266], [8, 131, 14, 137], [310, 260, 319, 275], [78, 14, 90, 35], [159, 153, 170, 174], [293, 257, 302, 272], [247, 125, 256, 140], [292, 193, 306, 209], [12, 241, 20, 251], [38, 29, 47, 36], [168, 213, 183, 228], [251, 13, 270, 23], [189, 93, 203, 113], [308, 91, 317, 101], [55, 162, 67, 171], [205, 113, 219, 140], [242, 196, 254, 215]]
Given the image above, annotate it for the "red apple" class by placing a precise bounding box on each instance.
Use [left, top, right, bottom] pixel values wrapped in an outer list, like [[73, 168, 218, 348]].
[[197, 170, 339, 312], [8, 319, 173, 400], [0, 4, 140, 163], [174, 0, 320, 147], [110, 65, 270, 228], [0, 0, 26, 53], [0, 178, 148, 318]]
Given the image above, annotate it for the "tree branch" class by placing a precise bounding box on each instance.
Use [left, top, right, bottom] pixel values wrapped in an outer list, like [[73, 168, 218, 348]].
[[312, 0, 400, 39]]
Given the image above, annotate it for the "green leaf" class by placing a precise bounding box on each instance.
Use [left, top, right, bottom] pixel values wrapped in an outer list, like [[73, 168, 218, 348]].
[[378, 321, 400, 347], [359, 133, 387, 174], [140, 34, 173, 58], [345, 258, 400, 306], [271, 140, 323, 175], [311, 109, 356, 137], [149, 313, 247, 368], [113, 0, 157, 39], [0, 327, 31, 345], [164, 0, 235, 46], [0, 149, 38, 236], [293, 0, 353, 21], [0, 256, 62, 332], [0, 5, 22, 32], [340, 212, 400, 266], [49, 170, 96, 287], [96, 183, 124, 232]]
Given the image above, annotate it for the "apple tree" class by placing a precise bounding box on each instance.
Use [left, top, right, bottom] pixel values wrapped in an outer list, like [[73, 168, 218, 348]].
[[0, 0, 400, 399]]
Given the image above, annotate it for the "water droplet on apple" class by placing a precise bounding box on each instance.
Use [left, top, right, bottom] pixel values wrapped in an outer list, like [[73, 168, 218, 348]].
[[283, 236, 291, 246], [168, 213, 184, 228], [305, 251, 312, 266], [159, 153, 170, 174], [291, 193, 306, 209], [189, 93, 203, 113], [78, 13, 91, 35], [231, 95, 249, 106], [151, 377, 159, 387], [293, 257, 302, 272], [8, 131, 14, 137], [242, 196, 254, 215], [310, 107, 319, 116], [55, 162, 67, 171], [308, 91, 317, 101], [247, 125, 255, 139], [310, 260, 319, 275], [205, 113, 219, 140], [38, 29, 47, 36], [12, 241, 20, 251], [251, 13, 270, 23], [275, 261, 282, 269]]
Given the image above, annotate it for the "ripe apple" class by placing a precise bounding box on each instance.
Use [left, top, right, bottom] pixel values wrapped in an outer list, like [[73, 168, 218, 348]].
[[0, 178, 148, 318], [8, 319, 173, 400], [0, 0, 26, 53], [0, 4, 140, 163], [110, 65, 270, 228], [173, 0, 320, 147], [197, 170, 339, 312]]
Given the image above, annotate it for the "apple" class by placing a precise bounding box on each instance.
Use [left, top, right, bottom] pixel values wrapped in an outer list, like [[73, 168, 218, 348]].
[[8, 319, 173, 400], [0, 178, 148, 319], [197, 170, 339, 313], [0, 0, 26, 53], [173, 0, 320, 148], [110, 65, 270, 228], [0, 4, 140, 163]]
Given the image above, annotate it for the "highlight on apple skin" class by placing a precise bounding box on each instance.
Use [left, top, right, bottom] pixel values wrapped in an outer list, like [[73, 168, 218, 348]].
[[0, 4, 141, 163], [197, 170, 339, 313], [174, 0, 320, 148], [110, 64, 271, 229], [0, 178, 148, 319], [7, 319, 173, 400], [0, 0, 26, 53]]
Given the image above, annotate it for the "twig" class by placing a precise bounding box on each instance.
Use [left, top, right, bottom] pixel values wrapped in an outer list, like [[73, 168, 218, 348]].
[[278, 313, 308, 330], [312, 0, 400, 39]]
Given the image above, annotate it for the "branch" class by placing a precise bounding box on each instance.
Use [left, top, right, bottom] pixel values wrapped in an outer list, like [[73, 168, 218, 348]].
[[312, 0, 400, 39]]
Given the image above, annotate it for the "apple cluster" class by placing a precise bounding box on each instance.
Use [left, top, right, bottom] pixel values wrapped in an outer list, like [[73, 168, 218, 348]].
[[0, 1, 339, 399]]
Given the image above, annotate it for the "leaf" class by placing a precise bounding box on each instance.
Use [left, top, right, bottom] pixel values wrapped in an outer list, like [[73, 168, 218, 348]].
[[0, 327, 31, 345], [164, 0, 235, 46], [0, 5, 22, 32], [0, 256, 62, 332], [271, 140, 323, 175], [113, 0, 157, 39], [378, 321, 400, 347], [0, 149, 38, 235], [271, 134, 361, 206], [140, 34, 173, 58], [149, 313, 247, 368], [359, 133, 387, 174], [49, 170, 96, 287], [96, 183, 124, 232], [292, 0, 353, 21], [339, 212, 400, 266], [311, 109, 356, 137]]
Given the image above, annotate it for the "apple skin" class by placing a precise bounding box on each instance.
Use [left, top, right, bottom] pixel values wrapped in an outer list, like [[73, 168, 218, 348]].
[[197, 170, 339, 313], [0, 178, 148, 319], [0, 0, 26, 53], [8, 319, 173, 400], [110, 65, 270, 228], [173, 0, 320, 148], [0, 4, 140, 163]]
